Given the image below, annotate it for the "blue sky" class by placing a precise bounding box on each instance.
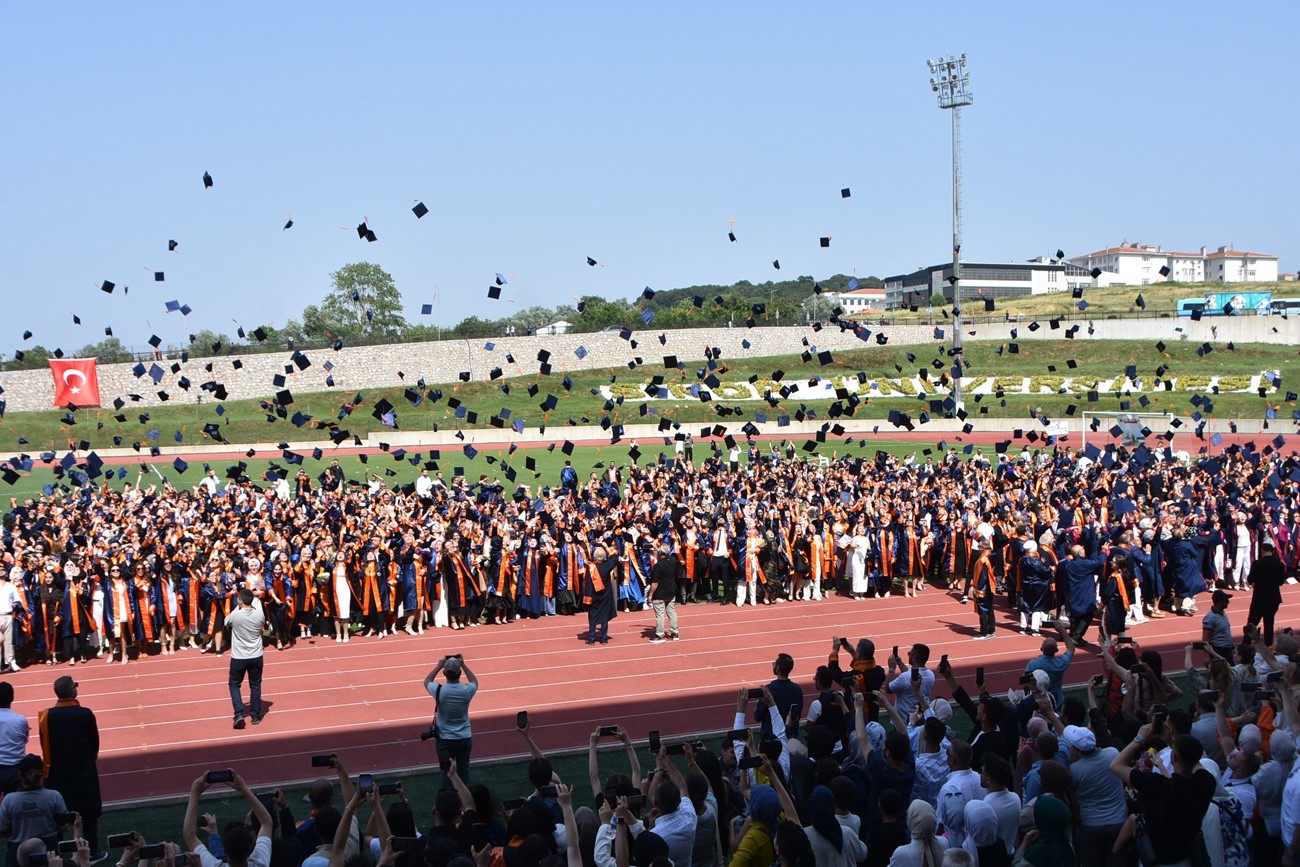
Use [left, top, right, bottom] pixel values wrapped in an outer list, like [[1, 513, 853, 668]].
[[3, 2, 1297, 355]]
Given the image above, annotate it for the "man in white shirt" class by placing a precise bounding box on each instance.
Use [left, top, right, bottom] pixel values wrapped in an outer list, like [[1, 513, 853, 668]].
[[646, 774, 696, 867], [936, 740, 985, 849], [886, 644, 936, 718], [226, 590, 266, 730], [183, 770, 272, 867], [0, 683, 28, 794], [979, 754, 1021, 854], [414, 469, 434, 501], [0, 571, 22, 673]]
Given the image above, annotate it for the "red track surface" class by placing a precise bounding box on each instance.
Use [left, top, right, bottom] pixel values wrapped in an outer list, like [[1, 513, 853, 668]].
[[12, 586, 1300, 805]]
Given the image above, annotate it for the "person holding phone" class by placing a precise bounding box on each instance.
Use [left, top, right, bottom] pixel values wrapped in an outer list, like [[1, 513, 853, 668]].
[[38, 678, 102, 863], [423, 656, 478, 788], [183, 770, 272, 867]]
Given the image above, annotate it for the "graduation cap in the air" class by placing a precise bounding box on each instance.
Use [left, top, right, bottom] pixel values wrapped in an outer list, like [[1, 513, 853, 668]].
[[1089, 267, 1101, 279], [412, 201, 429, 219], [1159, 265, 1171, 277], [1135, 294, 1146, 310], [772, 260, 780, 270], [202, 171, 213, 188], [819, 237, 830, 248], [586, 256, 598, 266]]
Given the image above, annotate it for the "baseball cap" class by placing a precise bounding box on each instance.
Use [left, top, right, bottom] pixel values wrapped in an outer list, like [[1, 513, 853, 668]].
[[443, 657, 463, 677], [1063, 725, 1096, 752]]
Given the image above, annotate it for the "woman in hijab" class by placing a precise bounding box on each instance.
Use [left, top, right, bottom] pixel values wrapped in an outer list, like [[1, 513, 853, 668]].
[[730, 784, 780, 867], [961, 801, 1009, 867], [1015, 795, 1075, 867], [802, 786, 866, 867], [887, 800, 947, 867]]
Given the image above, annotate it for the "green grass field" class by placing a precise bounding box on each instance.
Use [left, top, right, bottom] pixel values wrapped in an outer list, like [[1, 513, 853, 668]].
[[4, 339, 1296, 459]]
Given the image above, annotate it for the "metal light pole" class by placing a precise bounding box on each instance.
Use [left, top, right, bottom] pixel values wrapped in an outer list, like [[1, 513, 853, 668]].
[[928, 54, 973, 414]]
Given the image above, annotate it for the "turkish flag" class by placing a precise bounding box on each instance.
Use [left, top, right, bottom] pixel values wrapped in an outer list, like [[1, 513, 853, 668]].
[[50, 358, 101, 408]]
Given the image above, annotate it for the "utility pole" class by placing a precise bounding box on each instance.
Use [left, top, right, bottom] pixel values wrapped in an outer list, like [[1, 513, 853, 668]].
[[927, 53, 973, 415]]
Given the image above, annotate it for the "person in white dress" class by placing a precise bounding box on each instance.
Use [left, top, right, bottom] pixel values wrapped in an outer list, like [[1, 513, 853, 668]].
[[847, 524, 871, 598], [332, 557, 352, 643]]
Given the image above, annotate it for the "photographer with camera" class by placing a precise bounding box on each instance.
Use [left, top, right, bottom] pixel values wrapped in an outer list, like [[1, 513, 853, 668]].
[[423, 656, 478, 788], [183, 770, 272, 867]]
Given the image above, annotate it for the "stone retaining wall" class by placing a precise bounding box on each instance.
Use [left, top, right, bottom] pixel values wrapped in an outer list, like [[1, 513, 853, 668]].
[[3, 314, 1296, 413]]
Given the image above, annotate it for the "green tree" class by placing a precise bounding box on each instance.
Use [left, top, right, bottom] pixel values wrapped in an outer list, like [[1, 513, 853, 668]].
[[74, 336, 132, 363], [186, 330, 234, 356], [930, 292, 947, 307], [451, 316, 498, 338], [318, 262, 407, 340]]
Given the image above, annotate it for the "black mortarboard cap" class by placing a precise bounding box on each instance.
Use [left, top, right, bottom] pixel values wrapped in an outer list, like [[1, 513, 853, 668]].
[[100, 280, 115, 294], [168, 239, 178, 251], [1159, 265, 1170, 277], [586, 256, 597, 266], [412, 201, 428, 218], [488, 285, 501, 300], [202, 171, 213, 188], [1135, 294, 1146, 310], [772, 260, 780, 270], [819, 237, 830, 248], [1089, 267, 1101, 279], [983, 298, 994, 312]]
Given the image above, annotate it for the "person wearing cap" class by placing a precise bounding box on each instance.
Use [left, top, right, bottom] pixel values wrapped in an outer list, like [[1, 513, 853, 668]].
[[0, 754, 74, 867], [1202, 589, 1235, 662], [647, 542, 680, 643], [1064, 723, 1127, 866], [423, 654, 477, 788], [37, 677, 101, 861], [227, 588, 266, 730], [1247, 539, 1286, 645], [0, 683, 28, 795], [0, 568, 23, 672]]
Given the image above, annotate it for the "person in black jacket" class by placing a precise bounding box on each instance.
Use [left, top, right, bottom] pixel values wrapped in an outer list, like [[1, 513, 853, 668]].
[[648, 543, 680, 643], [937, 660, 1015, 771], [38, 676, 102, 861], [1246, 539, 1286, 645]]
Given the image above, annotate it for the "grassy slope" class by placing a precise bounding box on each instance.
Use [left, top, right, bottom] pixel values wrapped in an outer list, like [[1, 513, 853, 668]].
[[3, 339, 1295, 457]]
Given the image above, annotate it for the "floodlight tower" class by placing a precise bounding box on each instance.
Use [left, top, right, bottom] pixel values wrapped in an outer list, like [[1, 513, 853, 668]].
[[927, 53, 973, 413]]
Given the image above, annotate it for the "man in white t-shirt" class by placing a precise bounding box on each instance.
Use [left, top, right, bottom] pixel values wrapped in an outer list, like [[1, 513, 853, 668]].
[[226, 590, 266, 730], [183, 770, 272, 867], [885, 643, 936, 718]]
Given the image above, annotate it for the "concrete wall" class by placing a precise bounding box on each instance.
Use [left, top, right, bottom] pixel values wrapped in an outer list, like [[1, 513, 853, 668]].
[[2, 314, 1297, 413]]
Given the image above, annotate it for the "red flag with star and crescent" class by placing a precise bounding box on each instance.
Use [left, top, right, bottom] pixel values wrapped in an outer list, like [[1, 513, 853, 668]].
[[50, 358, 101, 408]]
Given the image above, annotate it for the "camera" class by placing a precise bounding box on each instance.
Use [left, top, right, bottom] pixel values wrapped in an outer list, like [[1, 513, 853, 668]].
[[419, 725, 439, 742]]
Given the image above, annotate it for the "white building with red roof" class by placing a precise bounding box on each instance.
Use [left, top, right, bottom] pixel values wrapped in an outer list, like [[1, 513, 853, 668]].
[[1067, 244, 1278, 285]]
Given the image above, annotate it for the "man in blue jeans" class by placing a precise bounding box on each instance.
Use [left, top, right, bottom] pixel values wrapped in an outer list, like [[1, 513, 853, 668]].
[[226, 588, 265, 730], [424, 655, 478, 788]]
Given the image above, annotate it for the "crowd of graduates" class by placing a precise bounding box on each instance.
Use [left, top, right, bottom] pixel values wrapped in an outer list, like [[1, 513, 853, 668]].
[[1, 437, 1299, 667]]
